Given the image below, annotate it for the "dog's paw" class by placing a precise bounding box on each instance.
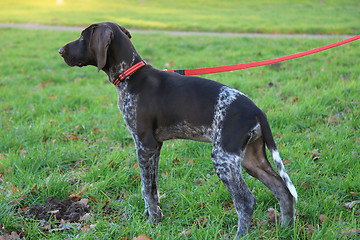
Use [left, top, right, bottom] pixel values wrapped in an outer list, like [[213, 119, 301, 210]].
[[143, 206, 163, 224]]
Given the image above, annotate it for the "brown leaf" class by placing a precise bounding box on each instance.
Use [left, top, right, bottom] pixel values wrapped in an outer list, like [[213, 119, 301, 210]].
[[133, 174, 141, 182], [194, 216, 208, 228], [11, 184, 20, 193], [186, 159, 195, 167], [319, 214, 326, 224], [93, 128, 101, 134], [0, 224, 24, 240], [42, 222, 51, 231], [164, 61, 175, 68], [31, 184, 38, 191], [268, 208, 281, 226], [161, 170, 170, 179], [69, 134, 79, 140], [132, 234, 151, 240], [194, 178, 204, 185], [172, 157, 180, 166], [10, 196, 26, 205], [222, 201, 234, 211], [68, 189, 88, 202], [48, 94, 58, 100], [300, 224, 315, 238], [88, 196, 101, 203], [197, 203, 207, 209], [345, 106, 352, 113], [297, 180, 313, 189], [283, 158, 292, 164], [326, 117, 339, 125]]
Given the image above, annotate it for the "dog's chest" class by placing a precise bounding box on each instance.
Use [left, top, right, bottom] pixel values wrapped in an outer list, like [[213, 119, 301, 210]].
[[116, 85, 137, 133]]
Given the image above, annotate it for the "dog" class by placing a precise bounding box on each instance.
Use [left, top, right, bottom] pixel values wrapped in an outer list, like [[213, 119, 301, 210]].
[[59, 22, 297, 238]]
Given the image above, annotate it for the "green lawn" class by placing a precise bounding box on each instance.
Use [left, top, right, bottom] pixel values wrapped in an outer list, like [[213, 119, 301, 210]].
[[0, 27, 359, 239], [0, 0, 359, 35]]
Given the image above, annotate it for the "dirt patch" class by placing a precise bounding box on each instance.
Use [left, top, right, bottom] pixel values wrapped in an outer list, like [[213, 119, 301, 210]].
[[27, 196, 92, 222]]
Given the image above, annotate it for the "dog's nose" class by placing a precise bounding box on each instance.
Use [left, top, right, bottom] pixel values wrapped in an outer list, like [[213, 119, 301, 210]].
[[58, 47, 65, 56]]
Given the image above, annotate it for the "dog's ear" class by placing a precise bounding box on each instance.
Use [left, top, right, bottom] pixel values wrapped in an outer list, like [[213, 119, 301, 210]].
[[118, 25, 132, 39], [90, 25, 113, 71]]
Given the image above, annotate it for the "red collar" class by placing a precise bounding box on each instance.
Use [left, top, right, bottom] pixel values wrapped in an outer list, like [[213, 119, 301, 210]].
[[113, 60, 147, 86]]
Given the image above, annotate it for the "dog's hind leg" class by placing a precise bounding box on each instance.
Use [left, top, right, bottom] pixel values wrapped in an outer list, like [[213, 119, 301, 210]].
[[211, 146, 256, 238], [241, 138, 295, 225], [135, 136, 163, 223]]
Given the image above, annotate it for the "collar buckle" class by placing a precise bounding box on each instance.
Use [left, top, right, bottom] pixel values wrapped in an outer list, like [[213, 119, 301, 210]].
[[113, 60, 147, 86]]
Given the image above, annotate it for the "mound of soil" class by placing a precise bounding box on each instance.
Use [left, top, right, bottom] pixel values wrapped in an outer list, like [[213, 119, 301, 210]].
[[27, 196, 92, 222]]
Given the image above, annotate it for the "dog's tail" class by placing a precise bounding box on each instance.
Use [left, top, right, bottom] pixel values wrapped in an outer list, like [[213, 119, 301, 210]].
[[258, 112, 298, 202]]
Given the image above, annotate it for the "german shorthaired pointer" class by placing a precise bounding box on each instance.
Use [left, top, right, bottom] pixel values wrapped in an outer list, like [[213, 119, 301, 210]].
[[59, 22, 297, 238]]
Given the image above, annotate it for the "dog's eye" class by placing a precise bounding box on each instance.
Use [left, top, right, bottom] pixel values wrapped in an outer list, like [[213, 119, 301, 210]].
[[79, 35, 84, 41]]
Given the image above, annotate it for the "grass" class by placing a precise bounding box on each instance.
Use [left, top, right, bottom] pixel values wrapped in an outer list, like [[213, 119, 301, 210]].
[[0, 27, 360, 239], [0, 0, 360, 35]]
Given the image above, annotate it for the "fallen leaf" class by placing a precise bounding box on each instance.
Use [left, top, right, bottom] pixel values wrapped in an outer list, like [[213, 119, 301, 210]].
[[300, 224, 315, 238], [268, 208, 281, 226], [222, 201, 234, 211], [345, 200, 360, 209], [196, 203, 206, 209], [164, 61, 175, 68], [68, 189, 88, 202], [10, 196, 26, 205], [93, 128, 101, 134], [133, 174, 141, 182], [194, 216, 208, 228], [319, 214, 326, 224], [310, 149, 322, 161], [297, 180, 313, 189], [79, 213, 93, 222], [69, 134, 79, 140], [340, 227, 360, 237], [345, 106, 352, 113], [88, 196, 101, 203], [186, 159, 194, 167], [132, 234, 151, 240], [0, 224, 24, 240], [194, 178, 204, 184], [11, 184, 20, 193], [172, 157, 180, 166], [42, 222, 51, 231], [48, 94, 58, 100], [48, 210, 60, 215], [79, 198, 89, 205], [178, 229, 191, 238], [326, 116, 339, 125], [31, 184, 38, 191]]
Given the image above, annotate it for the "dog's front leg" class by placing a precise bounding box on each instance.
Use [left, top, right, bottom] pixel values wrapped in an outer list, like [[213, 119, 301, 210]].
[[136, 141, 163, 223]]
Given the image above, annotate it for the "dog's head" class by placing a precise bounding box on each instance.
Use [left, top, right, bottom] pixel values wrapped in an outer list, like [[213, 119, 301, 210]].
[[59, 22, 132, 71]]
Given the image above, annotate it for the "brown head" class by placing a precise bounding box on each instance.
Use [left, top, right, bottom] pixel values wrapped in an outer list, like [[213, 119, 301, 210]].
[[58, 22, 139, 74]]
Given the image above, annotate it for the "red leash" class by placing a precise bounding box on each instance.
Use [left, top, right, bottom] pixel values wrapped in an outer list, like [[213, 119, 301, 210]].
[[167, 35, 360, 76]]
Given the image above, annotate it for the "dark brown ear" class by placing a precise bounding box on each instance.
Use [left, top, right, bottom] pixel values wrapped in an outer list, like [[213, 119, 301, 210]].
[[90, 25, 113, 71], [118, 25, 132, 39]]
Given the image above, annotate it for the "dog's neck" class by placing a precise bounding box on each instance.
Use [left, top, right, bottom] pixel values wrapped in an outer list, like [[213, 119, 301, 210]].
[[102, 41, 143, 83]]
